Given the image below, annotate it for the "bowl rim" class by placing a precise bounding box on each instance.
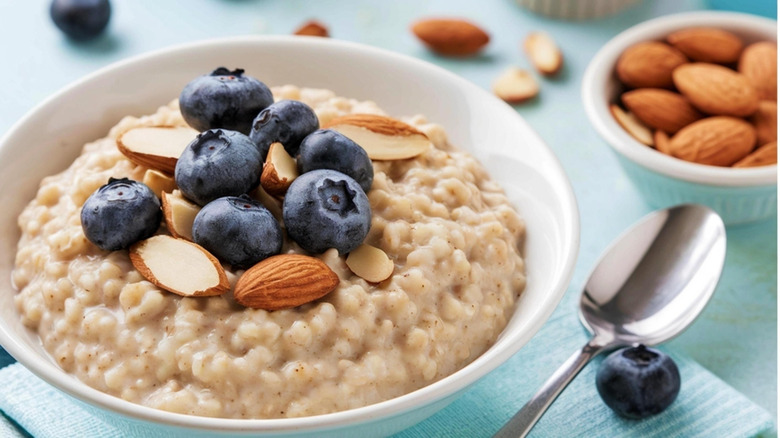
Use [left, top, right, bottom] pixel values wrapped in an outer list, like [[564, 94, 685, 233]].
[[0, 35, 580, 433], [582, 10, 778, 188]]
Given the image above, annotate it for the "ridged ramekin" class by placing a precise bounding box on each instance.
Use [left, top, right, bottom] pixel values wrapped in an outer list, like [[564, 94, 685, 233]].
[[515, 0, 641, 20]]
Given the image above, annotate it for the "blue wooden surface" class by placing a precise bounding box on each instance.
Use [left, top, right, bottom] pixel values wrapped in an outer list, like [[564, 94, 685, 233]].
[[0, 0, 775, 428]]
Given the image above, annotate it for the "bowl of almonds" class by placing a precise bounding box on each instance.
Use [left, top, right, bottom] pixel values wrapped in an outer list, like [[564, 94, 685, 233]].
[[582, 11, 777, 225]]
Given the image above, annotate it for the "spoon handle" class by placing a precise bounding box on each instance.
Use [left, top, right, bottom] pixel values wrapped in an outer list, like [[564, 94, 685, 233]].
[[493, 339, 608, 438]]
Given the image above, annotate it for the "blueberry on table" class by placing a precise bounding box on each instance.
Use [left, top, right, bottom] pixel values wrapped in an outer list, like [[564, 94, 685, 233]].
[[249, 100, 319, 159], [179, 67, 273, 134], [192, 195, 282, 269], [283, 169, 371, 254], [50, 0, 111, 41], [81, 177, 161, 251], [175, 129, 262, 206], [596, 345, 681, 419], [297, 129, 374, 193]]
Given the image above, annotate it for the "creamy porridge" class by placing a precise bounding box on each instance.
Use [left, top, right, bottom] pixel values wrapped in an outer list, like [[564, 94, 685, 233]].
[[12, 86, 526, 418]]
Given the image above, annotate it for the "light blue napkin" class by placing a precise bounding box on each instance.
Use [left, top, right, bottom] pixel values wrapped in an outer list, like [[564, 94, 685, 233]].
[[0, 292, 774, 437]]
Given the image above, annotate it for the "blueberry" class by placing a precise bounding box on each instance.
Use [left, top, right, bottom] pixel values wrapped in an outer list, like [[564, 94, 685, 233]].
[[249, 100, 319, 159], [175, 129, 262, 206], [179, 68, 273, 134], [50, 0, 111, 41], [296, 130, 373, 193], [80, 177, 161, 251], [283, 169, 371, 254], [596, 345, 681, 419], [192, 195, 282, 269]]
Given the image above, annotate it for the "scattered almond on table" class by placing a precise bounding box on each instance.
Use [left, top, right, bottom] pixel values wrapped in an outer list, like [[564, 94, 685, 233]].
[[610, 27, 778, 168], [493, 67, 539, 104], [411, 18, 490, 56], [524, 31, 563, 76], [293, 19, 329, 37]]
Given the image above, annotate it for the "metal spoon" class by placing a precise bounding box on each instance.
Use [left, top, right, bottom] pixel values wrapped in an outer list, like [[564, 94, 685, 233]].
[[495, 204, 726, 438]]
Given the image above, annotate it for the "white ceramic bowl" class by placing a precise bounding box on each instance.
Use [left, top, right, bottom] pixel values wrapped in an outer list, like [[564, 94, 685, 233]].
[[0, 36, 579, 437], [582, 11, 777, 225]]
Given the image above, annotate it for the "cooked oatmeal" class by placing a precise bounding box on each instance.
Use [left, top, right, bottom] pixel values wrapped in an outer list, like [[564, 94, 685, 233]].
[[12, 86, 526, 418]]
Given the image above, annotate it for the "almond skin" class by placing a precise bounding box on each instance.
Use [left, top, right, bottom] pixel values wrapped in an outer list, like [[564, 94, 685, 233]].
[[621, 88, 703, 134], [616, 42, 688, 89], [733, 141, 777, 168], [673, 63, 759, 117], [234, 254, 339, 310], [667, 27, 743, 63], [411, 18, 489, 56], [751, 101, 777, 146], [739, 41, 777, 102], [669, 116, 756, 166]]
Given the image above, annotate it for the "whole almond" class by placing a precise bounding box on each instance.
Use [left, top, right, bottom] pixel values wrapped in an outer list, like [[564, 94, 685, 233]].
[[739, 41, 777, 102], [234, 254, 339, 310], [616, 42, 688, 89], [622, 88, 703, 134], [750, 101, 777, 146], [733, 141, 777, 168], [667, 27, 743, 63], [669, 116, 756, 166], [673, 63, 759, 117], [411, 18, 489, 56]]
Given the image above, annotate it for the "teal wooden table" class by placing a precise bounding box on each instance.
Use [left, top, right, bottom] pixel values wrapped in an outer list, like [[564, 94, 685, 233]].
[[0, 0, 775, 432]]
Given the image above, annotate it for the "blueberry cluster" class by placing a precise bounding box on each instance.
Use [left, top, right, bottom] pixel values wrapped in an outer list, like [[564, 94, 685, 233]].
[[82, 68, 374, 271]]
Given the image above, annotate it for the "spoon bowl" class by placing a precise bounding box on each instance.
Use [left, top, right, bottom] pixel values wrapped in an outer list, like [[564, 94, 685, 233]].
[[581, 204, 727, 347], [496, 204, 726, 438]]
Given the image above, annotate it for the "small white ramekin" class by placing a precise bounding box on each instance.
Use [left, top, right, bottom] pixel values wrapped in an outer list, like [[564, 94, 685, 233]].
[[582, 11, 777, 225], [515, 0, 642, 20]]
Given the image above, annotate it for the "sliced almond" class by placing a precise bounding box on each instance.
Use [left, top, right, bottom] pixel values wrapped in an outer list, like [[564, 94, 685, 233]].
[[324, 114, 432, 160], [654, 130, 673, 155], [523, 32, 563, 76], [161, 190, 201, 241], [129, 235, 229, 297], [294, 20, 329, 37], [234, 254, 339, 310], [250, 185, 283, 223], [260, 142, 299, 196], [345, 244, 394, 283], [142, 169, 176, 198], [117, 126, 199, 174], [492, 67, 539, 104], [610, 104, 654, 146]]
